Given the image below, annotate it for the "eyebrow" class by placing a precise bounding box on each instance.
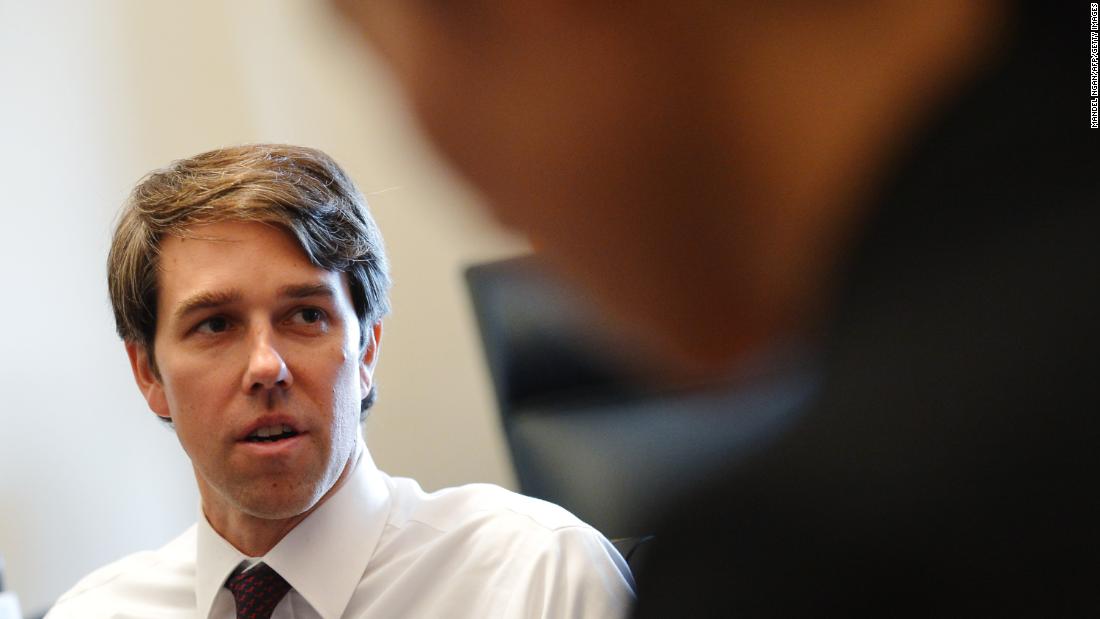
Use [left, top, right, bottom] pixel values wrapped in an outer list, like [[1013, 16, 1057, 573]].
[[277, 282, 338, 301], [171, 283, 337, 324], [173, 289, 243, 324]]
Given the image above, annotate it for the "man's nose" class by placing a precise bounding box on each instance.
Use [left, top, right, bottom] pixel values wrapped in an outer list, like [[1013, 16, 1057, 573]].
[[242, 328, 293, 394]]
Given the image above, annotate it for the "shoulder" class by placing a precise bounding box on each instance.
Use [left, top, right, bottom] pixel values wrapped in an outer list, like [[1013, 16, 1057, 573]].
[[381, 478, 634, 607], [47, 525, 197, 619], [386, 477, 591, 536]]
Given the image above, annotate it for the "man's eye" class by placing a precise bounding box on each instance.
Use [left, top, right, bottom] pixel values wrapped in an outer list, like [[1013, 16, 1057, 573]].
[[196, 316, 230, 334], [291, 308, 327, 326]]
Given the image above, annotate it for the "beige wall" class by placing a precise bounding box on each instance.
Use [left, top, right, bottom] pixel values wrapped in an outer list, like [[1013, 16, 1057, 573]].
[[0, 1, 525, 612]]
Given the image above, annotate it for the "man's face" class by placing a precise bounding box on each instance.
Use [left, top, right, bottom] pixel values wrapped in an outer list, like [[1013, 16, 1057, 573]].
[[127, 221, 380, 523]]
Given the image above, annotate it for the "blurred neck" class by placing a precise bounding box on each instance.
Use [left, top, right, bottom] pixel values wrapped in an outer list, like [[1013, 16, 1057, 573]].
[[671, 0, 1007, 373]]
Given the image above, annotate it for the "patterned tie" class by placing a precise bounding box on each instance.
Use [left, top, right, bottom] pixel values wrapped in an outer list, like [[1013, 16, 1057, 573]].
[[225, 562, 293, 619]]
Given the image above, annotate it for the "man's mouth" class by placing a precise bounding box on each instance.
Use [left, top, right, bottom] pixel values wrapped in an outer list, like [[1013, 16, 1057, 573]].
[[244, 424, 300, 443]]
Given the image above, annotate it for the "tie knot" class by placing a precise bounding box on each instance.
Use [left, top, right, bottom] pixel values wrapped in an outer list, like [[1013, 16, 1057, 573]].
[[225, 562, 292, 619]]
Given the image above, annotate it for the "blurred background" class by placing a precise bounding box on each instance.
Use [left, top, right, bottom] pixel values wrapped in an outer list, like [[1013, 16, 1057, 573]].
[[0, 1, 529, 612]]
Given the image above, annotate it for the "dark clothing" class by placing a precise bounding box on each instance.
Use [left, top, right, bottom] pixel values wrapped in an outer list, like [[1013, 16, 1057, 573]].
[[634, 7, 1100, 617]]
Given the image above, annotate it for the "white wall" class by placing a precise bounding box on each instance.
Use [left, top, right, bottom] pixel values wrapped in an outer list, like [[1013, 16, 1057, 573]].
[[0, 1, 525, 613]]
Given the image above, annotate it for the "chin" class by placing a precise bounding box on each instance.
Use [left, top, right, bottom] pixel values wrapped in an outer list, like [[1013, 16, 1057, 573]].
[[235, 482, 327, 521]]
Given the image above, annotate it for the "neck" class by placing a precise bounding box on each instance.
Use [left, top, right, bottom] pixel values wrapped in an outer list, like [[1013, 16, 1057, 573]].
[[200, 449, 360, 557], [677, 0, 1007, 369]]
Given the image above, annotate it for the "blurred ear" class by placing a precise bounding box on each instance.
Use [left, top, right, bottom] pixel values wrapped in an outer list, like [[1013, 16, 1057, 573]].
[[359, 321, 383, 395], [125, 341, 171, 420]]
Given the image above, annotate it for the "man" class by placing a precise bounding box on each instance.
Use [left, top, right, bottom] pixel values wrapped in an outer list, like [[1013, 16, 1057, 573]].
[[339, 0, 1099, 615], [48, 144, 633, 618]]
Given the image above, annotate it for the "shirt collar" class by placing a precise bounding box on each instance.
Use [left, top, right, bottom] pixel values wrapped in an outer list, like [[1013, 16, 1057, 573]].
[[195, 438, 392, 619]]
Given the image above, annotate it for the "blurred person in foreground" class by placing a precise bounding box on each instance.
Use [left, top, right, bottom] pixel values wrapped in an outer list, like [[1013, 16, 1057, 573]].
[[48, 144, 633, 619], [338, 0, 1099, 615]]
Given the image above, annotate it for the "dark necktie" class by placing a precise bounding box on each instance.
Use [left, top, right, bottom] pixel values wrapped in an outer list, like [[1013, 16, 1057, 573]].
[[225, 562, 292, 619]]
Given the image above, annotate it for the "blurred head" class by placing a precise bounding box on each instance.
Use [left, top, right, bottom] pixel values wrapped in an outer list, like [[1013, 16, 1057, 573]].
[[337, 0, 1002, 372], [109, 143, 391, 416]]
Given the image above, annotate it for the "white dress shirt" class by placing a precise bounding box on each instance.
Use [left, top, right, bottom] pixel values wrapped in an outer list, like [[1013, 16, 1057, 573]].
[[47, 444, 634, 618]]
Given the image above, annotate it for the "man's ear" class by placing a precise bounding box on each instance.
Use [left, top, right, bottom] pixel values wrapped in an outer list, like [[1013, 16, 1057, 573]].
[[359, 321, 383, 395], [125, 341, 171, 420]]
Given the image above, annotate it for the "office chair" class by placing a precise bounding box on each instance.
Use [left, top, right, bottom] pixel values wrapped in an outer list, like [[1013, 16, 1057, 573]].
[[465, 256, 814, 548]]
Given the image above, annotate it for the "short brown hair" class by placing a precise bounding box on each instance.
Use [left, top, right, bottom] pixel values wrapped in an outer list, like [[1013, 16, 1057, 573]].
[[108, 144, 390, 415]]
